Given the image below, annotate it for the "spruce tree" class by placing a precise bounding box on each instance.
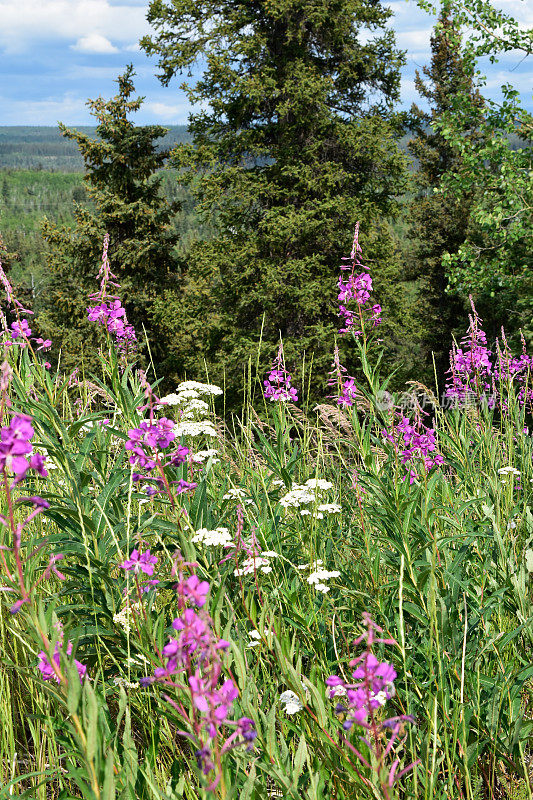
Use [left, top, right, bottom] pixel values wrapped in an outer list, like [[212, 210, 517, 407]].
[[39, 67, 180, 373], [408, 10, 483, 385], [142, 0, 413, 403]]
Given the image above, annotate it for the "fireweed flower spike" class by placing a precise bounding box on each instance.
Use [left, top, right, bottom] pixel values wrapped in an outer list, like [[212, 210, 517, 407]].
[[143, 569, 256, 790], [87, 234, 137, 353], [264, 342, 298, 402], [337, 223, 381, 337], [326, 614, 418, 795], [382, 400, 443, 484], [328, 345, 358, 408]]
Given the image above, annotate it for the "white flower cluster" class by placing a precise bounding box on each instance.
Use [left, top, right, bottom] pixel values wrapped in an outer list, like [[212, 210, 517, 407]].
[[498, 466, 520, 476], [247, 627, 269, 648], [177, 381, 223, 396], [163, 381, 222, 438], [234, 551, 278, 577], [223, 487, 253, 504], [174, 420, 218, 438], [113, 602, 142, 634], [191, 527, 233, 547], [279, 687, 309, 715], [191, 449, 220, 464], [298, 560, 340, 593], [279, 478, 340, 519]]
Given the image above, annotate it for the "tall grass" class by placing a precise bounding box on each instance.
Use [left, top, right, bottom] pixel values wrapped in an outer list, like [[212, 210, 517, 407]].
[[0, 250, 532, 799]]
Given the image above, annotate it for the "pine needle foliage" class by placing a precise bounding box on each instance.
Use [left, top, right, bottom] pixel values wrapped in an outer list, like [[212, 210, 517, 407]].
[[141, 0, 415, 404], [39, 66, 181, 373], [408, 10, 483, 382]]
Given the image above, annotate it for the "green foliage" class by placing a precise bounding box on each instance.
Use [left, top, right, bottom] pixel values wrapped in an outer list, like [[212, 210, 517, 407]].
[[38, 67, 182, 374], [0, 125, 191, 172], [1, 312, 533, 798], [141, 0, 419, 404], [407, 10, 482, 382], [414, 0, 533, 345]]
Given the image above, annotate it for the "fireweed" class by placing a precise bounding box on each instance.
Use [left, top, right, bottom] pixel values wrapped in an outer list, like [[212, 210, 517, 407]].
[[0, 376, 89, 690], [87, 234, 137, 354], [0, 257, 52, 358], [382, 403, 444, 484], [446, 298, 533, 411], [337, 222, 382, 337], [140, 557, 256, 792], [327, 615, 418, 799], [328, 344, 358, 408], [264, 341, 298, 402], [125, 371, 196, 498]]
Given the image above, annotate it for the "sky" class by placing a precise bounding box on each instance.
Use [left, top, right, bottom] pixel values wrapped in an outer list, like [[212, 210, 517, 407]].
[[0, 0, 531, 126]]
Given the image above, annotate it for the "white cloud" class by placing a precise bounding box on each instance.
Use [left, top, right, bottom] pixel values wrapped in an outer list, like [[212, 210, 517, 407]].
[[0, 93, 89, 125], [0, 0, 151, 53], [72, 33, 118, 53], [145, 101, 191, 121]]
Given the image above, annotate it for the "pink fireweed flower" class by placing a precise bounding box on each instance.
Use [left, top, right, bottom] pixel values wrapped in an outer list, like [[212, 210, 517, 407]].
[[37, 640, 87, 684], [446, 299, 493, 406], [326, 614, 418, 790], [143, 570, 256, 788], [264, 342, 298, 402], [182, 574, 210, 607], [120, 548, 158, 576], [383, 410, 443, 484], [10, 319, 32, 339], [87, 235, 137, 353], [0, 414, 48, 484], [337, 223, 381, 336], [327, 346, 358, 407]]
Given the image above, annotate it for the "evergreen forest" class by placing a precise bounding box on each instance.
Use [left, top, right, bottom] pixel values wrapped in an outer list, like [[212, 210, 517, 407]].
[[0, 0, 532, 797]]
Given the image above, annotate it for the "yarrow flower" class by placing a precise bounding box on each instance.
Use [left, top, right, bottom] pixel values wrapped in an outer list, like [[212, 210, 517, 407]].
[[234, 553, 277, 577], [192, 527, 234, 548], [279, 478, 339, 520], [264, 342, 298, 402], [279, 690, 304, 715]]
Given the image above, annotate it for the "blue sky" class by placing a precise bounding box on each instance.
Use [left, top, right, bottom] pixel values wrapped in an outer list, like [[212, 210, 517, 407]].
[[0, 0, 530, 125]]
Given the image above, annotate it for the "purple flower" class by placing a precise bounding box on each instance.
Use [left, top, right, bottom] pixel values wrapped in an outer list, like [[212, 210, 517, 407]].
[[169, 446, 189, 466], [264, 342, 298, 402], [34, 337, 52, 351], [237, 716, 257, 748], [175, 479, 197, 494], [37, 640, 87, 683], [10, 318, 32, 340], [182, 575, 209, 607], [0, 414, 46, 483], [337, 223, 381, 336], [120, 548, 158, 576], [125, 419, 176, 473], [29, 453, 48, 477], [327, 346, 358, 407]]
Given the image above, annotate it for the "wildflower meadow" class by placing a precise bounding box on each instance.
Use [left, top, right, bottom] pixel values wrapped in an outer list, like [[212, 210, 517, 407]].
[[0, 223, 532, 800]]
